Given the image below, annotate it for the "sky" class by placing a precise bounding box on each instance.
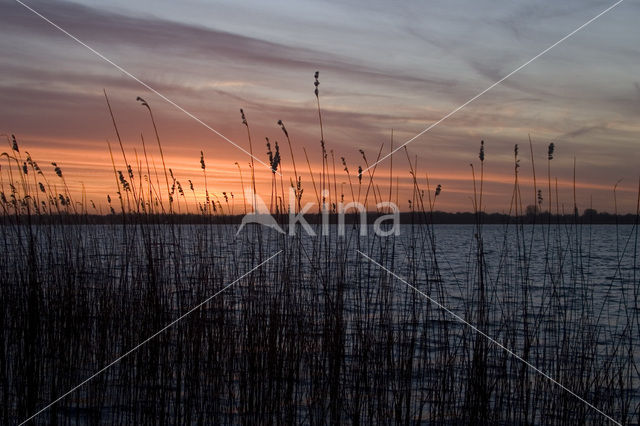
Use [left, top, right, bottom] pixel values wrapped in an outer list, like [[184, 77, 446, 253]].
[[1, 0, 639, 213]]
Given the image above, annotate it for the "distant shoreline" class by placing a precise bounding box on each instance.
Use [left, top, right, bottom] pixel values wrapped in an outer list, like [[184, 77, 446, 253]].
[[2, 211, 637, 225]]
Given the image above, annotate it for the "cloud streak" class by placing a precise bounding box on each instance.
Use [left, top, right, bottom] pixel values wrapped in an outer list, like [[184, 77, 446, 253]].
[[1, 0, 638, 212]]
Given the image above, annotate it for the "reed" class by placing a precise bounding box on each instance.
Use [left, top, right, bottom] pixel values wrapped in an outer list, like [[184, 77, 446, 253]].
[[0, 79, 638, 425]]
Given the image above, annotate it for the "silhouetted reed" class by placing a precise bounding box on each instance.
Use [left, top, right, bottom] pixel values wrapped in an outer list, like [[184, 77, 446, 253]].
[[0, 84, 638, 425]]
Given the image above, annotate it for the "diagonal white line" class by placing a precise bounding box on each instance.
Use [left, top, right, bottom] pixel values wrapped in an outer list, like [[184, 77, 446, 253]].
[[356, 249, 622, 425], [19, 250, 282, 425], [14, 0, 280, 175], [362, 0, 625, 175]]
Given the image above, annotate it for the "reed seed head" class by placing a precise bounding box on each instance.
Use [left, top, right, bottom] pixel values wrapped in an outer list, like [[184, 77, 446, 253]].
[[266, 137, 273, 161], [52, 162, 63, 178], [277, 120, 289, 138], [136, 96, 149, 107], [117, 170, 130, 191], [341, 157, 348, 173], [272, 141, 281, 173]]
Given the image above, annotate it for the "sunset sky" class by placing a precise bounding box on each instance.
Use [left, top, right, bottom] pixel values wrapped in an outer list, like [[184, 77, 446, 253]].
[[1, 0, 639, 213]]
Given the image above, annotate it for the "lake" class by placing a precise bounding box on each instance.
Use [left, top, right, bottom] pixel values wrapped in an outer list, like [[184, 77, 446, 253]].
[[1, 222, 637, 424]]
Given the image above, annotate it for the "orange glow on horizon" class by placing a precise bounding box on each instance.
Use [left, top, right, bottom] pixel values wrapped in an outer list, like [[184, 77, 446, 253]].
[[3, 130, 638, 215]]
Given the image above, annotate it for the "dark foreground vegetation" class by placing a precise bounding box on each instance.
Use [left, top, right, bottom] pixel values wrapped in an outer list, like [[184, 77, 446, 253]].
[[1, 217, 639, 425], [2, 76, 639, 424]]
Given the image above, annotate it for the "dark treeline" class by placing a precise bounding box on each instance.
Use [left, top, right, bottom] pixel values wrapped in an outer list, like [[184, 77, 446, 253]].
[[1, 210, 637, 225]]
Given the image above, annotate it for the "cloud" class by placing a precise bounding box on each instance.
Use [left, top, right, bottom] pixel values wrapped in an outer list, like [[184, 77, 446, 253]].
[[3, 0, 457, 93], [2, 0, 638, 213], [560, 124, 608, 139]]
